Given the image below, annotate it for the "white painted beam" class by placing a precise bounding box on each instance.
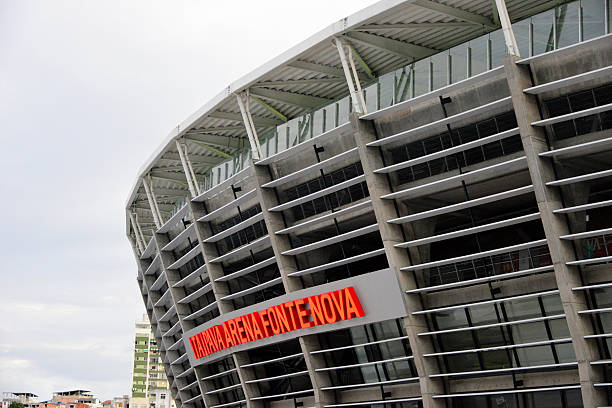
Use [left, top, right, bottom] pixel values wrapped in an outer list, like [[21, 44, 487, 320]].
[[345, 31, 436, 59]]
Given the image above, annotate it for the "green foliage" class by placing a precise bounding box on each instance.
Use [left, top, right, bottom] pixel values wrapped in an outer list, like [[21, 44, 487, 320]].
[[9, 402, 25, 408]]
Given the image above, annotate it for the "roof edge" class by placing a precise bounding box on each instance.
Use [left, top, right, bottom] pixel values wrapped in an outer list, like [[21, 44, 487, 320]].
[[124, 0, 411, 212]]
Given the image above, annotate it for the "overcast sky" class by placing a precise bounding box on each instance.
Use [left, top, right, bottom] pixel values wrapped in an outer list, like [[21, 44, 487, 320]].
[[0, 0, 375, 402]]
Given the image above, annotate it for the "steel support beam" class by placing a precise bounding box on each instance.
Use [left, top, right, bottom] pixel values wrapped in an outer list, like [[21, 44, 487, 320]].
[[147, 164, 209, 173], [181, 132, 243, 150], [133, 212, 148, 249], [162, 152, 219, 165], [334, 38, 363, 114], [186, 140, 233, 159], [346, 43, 376, 80], [252, 78, 345, 87], [249, 87, 331, 109], [134, 201, 174, 212], [142, 176, 162, 229], [288, 60, 369, 81], [175, 140, 198, 197], [356, 22, 476, 30], [347, 45, 368, 114], [140, 186, 188, 197], [190, 125, 246, 133], [412, 0, 497, 28], [150, 170, 190, 184], [491, 0, 500, 25], [207, 111, 281, 127], [345, 31, 436, 59], [184, 144, 202, 196], [494, 0, 520, 56], [128, 211, 146, 253], [251, 95, 288, 122], [236, 92, 264, 161]]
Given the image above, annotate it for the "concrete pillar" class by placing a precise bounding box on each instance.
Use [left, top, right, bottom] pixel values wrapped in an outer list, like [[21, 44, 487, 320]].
[[298, 335, 335, 408], [140, 277, 184, 408], [349, 113, 446, 408], [502, 54, 606, 407], [231, 351, 264, 408], [251, 161, 306, 292], [189, 200, 235, 315], [154, 231, 209, 406], [187, 199, 263, 408], [251, 159, 334, 408]]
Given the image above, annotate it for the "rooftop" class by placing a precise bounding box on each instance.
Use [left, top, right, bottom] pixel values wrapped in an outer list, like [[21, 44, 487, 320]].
[[53, 391, 91, 397], [125, 0, 563, 236]]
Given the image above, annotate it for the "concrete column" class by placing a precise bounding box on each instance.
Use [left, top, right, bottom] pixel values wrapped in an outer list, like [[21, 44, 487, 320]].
[[189, 200, 235, 315], [349, 113, 445, 408], [139, 241, 184, 405], [141, 276, 184, 408], [251, 159, 334, 408], [154, 232, 209, 406], [502, 54, 606, 407], [193, 364, 223, 408], [186, 199, 263, 408], [231, 351, 264, 408], [251, 161, 305, 292], [298, 335, 335, 408]]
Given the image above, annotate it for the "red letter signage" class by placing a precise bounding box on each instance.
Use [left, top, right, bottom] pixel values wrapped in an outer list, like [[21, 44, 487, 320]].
[[189, 286, 365, 359]]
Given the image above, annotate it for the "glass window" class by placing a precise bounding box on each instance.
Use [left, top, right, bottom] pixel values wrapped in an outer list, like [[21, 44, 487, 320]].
[[440, 332, 475, 356], [265, 132, 277, 157], [434, 308, 468, 331], [414, 58, 430, 96], [516, 344, 556, 366], [430, 52, 448, 90], [609, 0, 612, 33], [555, 341, 577, 363], [312, 109, 325, 137], [541, 294, 564, 315], [582, 0, 606, 40], [337, 96, 351, 126], [394, 66, 412, 103], [548, 318, 571, 338], [489, 30, 506, 69], [323, 103, 337, 131], [524, 390, 563, 407], [504, 297, 542, 321], [300, 114, 312, 142], [287, 117, 300, 147], [378, 71, 395, 109], [469, 304, 499, 326], [512, 19, 531, 57], [276, 123, 288, 153], [593, 287, 612, 307], [450, 43, 468, 83], [556, 2, 580, 48], [532, 9, 555, 55], [468, 35, 488, 77], [364, 83, 378, 113]]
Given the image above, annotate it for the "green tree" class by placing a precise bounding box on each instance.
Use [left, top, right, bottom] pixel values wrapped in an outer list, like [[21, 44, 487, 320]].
[[9, 402, 25, 408]]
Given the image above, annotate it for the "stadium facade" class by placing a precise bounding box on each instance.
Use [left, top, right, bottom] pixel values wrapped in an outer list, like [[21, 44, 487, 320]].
[[125, 0, 612, 407]]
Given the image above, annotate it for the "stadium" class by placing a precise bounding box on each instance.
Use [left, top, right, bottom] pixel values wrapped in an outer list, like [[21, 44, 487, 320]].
[[124, 0, 612, 406]]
